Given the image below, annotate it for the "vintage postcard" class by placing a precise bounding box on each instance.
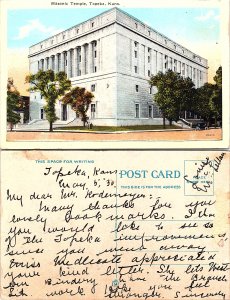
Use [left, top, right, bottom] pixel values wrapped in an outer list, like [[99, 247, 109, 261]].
[[1, 150, 229, 299], [0, 0, 229, 149]]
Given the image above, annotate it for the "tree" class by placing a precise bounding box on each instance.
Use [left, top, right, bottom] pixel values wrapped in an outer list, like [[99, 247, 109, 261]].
[[25, 70, 71, 131], [194, 66, 222, 127], [210, 66, 222, 126], [149, 70, 195, 127], [62, 87, 94, 127], [7, 78, 21, 131], [195, 83, 215, 126]]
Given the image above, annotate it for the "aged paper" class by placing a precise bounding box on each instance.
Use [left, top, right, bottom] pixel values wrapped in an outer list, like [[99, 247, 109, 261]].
[[1, 150, 229, 299], [0, 0, 229, 149]]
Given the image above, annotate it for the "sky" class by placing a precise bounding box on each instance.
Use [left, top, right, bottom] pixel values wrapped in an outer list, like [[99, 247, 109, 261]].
[[7, 6, 221, 95]]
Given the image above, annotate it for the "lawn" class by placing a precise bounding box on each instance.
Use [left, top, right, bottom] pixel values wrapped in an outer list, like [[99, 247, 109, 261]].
[[54, 125, 181, 132]]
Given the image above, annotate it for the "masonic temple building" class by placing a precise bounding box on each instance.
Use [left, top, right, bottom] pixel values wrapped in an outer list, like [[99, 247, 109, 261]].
[[29, 7, 208, 126]]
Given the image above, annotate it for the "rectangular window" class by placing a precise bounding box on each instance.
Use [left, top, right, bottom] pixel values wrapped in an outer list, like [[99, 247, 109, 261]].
[[91, 84, 96, 92], [135, 85, 139, 92], [148, 30, 151, 36], [94, 66, 97, 72], [149, 105, 153, 118], [91, 22, 94, 28], [79, 55, 81, 62], [148, 56, 150, 63], [135, 104, 140, 118], [134, 66, 138, 73], [94, 51, 97, 58], [173, 60, 177, 71], [134, 41, 138, 47], [134, 50, 137, 58], [148, 70, 151, 77], [149, 87, 152, 94], [91, 104, 96, 118], [182, 63, 185, 75]]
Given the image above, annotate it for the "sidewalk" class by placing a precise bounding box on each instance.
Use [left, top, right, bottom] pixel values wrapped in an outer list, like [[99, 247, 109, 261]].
[[7, 128, 222, 142]]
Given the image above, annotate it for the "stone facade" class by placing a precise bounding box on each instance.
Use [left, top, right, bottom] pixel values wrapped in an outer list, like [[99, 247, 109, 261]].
[[28, 8, 208, 126]]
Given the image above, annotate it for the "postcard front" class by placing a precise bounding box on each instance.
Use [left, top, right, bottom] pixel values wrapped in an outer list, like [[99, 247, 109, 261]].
[[0, 0, 229, 149], [1, 150, 229, 299]]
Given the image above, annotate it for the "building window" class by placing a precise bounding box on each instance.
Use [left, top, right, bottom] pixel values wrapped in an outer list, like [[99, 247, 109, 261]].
[[134, 50, 137, 58], [135, 22, 138, 29], [169, 57, 172, 70], [76, 28, 79, 34], [94, 66, 97, 72], [182, 63, 185, 75], [91, 84, 96, 92], [40, 108, 44, 120], [134, 66, 138, 73], [91, 104, 96, 118], [79, 55, 81, 62], [63, 34, 65, 40], [149, 87, 152, 94], [91, 22, 94, 28], [135, 85, 139, 92], [134, 41, 138, 47], [148, 30, 151, 36], [148, 56, 150, 63], [135, 104, 140, 118], [148, 70, 151, 77], [149, 105, 153, 118], [165, 39, 167, 45], [94, 51, 97, 58]]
